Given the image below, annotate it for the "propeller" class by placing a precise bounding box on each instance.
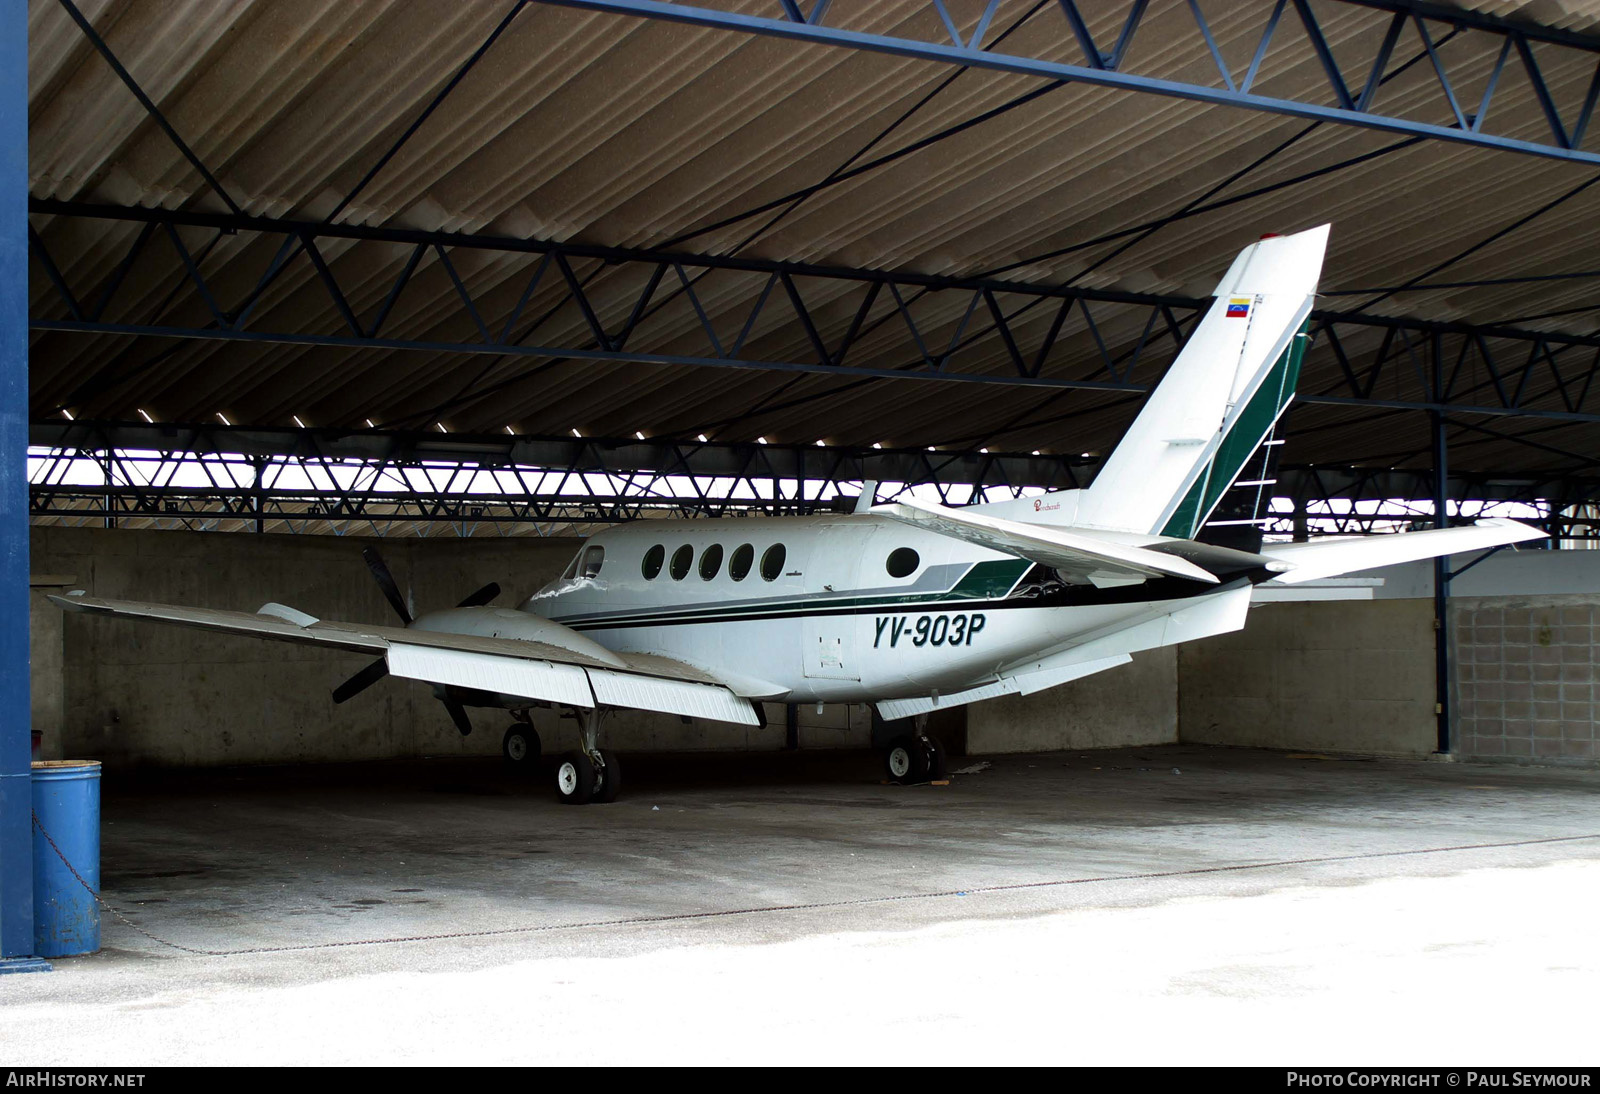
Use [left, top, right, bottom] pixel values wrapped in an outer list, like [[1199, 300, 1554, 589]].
[[442, 697, 473, 737], [362, 546, 412, 625], [332, 657, 389, 705], [331, 548, 496, 734], [457, 582, 500, 607]]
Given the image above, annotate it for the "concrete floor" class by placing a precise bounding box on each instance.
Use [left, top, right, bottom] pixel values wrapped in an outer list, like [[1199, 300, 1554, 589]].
[[3, 744, 1598, 1065]]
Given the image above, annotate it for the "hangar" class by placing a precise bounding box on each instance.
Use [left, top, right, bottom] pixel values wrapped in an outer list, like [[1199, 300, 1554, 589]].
[[3, 0, 1599, 1066]]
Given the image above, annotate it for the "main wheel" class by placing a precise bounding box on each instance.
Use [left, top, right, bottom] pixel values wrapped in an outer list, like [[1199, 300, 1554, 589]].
[[885, 734, 930, 785], [556, 751, 597, 804], [593, 749, 623, 803], [502, 724, 541, 772], [922, 734, 948, 780]]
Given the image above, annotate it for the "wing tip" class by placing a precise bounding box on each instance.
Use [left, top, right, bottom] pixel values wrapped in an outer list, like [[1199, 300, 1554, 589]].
[[1474, 517, 1547, 544]]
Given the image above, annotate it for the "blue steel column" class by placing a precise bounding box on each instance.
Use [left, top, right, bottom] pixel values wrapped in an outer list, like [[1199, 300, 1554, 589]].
[[0, 0, 41, 967]]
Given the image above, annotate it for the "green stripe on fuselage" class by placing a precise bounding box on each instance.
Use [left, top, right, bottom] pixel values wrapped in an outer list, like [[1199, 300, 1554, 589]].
[[1160, 320, 1308, 539]]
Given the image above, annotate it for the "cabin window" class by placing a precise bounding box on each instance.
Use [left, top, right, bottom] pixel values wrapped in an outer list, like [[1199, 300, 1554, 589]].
[[641, 544, 665, 580], [886, 547, 920, 578], [728, 543, 754, 581], [699, 543, 724, 580], [670, 544, 694, 580], [760, 544, 786, 582], [581, 546, 605, 579]]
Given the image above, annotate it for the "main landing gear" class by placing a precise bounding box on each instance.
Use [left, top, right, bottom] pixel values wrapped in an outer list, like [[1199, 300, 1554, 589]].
[[501, 714, 542, 773], [884, 732, 948, 785], [555, 708, 621, 805]]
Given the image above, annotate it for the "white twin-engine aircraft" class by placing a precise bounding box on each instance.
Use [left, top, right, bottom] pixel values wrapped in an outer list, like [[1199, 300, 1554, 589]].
[[55, 225, 1542, 802]]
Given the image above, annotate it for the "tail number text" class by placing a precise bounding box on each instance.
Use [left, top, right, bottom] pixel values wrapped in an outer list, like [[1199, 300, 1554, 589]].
[[873, 613, 986, 649]]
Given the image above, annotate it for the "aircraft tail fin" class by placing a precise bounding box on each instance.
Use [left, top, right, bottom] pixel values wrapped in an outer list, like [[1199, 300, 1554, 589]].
[[979, 225, 1329, 538]]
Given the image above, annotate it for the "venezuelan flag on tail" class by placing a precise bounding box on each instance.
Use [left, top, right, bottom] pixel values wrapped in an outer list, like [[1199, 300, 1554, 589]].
[[975, 225, 1329, 541]]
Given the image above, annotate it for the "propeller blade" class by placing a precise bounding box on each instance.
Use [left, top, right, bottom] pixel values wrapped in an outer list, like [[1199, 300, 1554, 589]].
[[457, 582, 500, 608], [362, 547, 412, 625], [443, 696, 472, 737], [332, 657, 389, 704]]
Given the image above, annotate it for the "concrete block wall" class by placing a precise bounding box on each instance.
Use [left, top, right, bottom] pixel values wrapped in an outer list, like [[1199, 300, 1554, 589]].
[[33, 526, 582, 766], [29, 584, 66, 761], [966, 648, 1177, 754], [1453, 598, 1597, 763], [1177, 599, 1438, 757], [1174, 551, 1600, 765]]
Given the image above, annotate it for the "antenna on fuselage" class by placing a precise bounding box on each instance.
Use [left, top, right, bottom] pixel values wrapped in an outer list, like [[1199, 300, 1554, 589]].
[[853, 481, 879, 515]]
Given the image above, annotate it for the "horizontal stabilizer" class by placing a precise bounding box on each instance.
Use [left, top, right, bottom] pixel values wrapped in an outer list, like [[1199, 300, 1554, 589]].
[[871, 496, 1217, 587], [1260, 519, 1544, 584]]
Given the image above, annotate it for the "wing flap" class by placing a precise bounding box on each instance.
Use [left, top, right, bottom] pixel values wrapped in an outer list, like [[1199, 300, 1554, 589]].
[[386, 643, 595, 708], [588, 669, 761, 726], [871, 497, 1217, 585]]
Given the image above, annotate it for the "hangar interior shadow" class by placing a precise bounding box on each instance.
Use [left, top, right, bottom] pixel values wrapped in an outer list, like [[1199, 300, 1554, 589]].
[[72, 744, 1600, 963]]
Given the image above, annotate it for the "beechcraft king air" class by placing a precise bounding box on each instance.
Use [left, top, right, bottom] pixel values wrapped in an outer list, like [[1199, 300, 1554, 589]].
[[53, 225, 1544, 802]]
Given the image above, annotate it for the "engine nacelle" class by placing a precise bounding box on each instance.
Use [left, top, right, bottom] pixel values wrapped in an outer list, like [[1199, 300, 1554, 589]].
[[408, 606, 628, 669]]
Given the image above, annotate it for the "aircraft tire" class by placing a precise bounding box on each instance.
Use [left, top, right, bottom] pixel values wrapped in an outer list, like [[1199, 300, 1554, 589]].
[[556, 751, 597, 804], [593, 750, 623, 803], [922, 735, 948, 780], [885, 735, 930, 785], [502, 724, 542, 772]]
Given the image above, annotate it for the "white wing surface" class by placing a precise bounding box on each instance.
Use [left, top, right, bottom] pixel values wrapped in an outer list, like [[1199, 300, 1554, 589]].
[[50, 593, 761, 725], [871, 495, 1218, 587]]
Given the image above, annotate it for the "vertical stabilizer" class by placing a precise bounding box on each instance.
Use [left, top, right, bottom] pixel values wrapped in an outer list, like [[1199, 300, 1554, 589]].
[[980, 225, 1328, 536]]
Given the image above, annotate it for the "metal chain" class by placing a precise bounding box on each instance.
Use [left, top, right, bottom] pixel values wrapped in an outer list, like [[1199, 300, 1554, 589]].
[[28, 810, 1600, 960], [32, 809, 221, 955]]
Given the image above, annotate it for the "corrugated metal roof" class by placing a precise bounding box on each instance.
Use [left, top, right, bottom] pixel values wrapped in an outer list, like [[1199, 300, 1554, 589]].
[[24, 0, 1600, 484]]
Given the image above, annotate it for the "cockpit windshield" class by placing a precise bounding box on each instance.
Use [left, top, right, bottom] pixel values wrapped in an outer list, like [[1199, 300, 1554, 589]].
[[559, 545, 606, 582]]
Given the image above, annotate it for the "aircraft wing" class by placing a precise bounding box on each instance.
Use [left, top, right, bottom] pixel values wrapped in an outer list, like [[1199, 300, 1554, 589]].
[[870, 496, 1218, 587], [1258, 518, 1545, 584], [49, 593, 762, 726]]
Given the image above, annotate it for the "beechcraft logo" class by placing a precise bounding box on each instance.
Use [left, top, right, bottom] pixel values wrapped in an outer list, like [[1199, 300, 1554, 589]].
[[1226, 298, 1251, 318]]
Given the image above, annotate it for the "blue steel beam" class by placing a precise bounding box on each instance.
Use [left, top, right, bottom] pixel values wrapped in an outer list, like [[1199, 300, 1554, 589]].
[[0, 0, 43, 971], [529, 0, 1600, 166]]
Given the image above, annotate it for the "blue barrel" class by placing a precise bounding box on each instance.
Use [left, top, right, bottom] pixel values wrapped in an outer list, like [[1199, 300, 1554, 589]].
[[31, 761, 101, 957]]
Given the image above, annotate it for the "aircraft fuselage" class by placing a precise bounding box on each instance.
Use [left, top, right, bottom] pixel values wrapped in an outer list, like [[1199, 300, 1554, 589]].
[[497, 514, 1234, 705]]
